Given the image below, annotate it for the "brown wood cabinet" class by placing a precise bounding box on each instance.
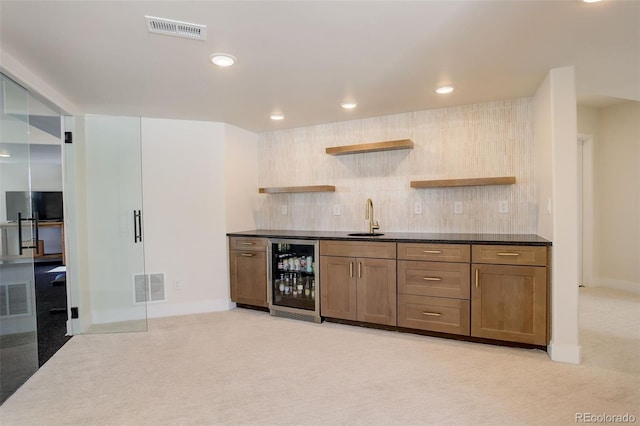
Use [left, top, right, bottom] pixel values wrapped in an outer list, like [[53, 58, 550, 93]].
[[471, 245, 548, 345], [397, 243, 471, 335], [320, 241, 396, 326], [227, 231, 552, 349], [229, 237, 268, 308]]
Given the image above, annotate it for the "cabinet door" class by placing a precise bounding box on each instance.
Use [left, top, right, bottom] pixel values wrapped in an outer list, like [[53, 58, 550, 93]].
[[471, 264, 547, 345], [320, 256, 357, 321], [357, 258, 397, 326], [230, 250, 267, 307]]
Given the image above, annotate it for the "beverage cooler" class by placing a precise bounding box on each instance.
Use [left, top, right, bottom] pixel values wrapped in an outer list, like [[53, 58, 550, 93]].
[[268, 239, 320, 323]]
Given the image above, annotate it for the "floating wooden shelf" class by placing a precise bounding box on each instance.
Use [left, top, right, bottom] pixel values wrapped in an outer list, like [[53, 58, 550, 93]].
[[326, 139, 413, 156], [410, 176, 516, 188], [258, 185, 336, 194]]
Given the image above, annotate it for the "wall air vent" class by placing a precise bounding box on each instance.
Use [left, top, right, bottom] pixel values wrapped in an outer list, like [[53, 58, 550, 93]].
[[133, 273, 166, 304], [144, 16, 207, 41]]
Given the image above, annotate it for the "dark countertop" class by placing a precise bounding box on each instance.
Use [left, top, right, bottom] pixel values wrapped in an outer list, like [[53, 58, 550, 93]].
[[227, 229, 552, 246]]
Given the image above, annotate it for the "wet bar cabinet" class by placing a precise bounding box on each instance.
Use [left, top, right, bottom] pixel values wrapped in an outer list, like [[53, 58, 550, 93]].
[[268, 239, 320, 323]]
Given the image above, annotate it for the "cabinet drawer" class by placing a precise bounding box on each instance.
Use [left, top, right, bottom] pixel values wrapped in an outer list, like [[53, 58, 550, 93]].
[[397, 243, 470, 263], [472, 245, 547, 266], [398, 294, 470, 336], [398, 261, 470, 299], [229, 237, 267, 251], [320, 240, 396, 259]]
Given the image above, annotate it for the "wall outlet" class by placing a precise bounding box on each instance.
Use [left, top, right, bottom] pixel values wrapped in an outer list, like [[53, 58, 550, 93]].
[[173, 280, 181, 291], [454, 201, 463, 214], [414, 202, 423, 215], [499, 200, 509, 214], [281, 205, 288, 215], [332, 204, 341, 216]]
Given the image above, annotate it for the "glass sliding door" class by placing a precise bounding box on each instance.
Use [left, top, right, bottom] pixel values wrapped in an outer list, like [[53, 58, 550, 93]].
[[0, 74, 38, 404], [66, 115, 147, 334]]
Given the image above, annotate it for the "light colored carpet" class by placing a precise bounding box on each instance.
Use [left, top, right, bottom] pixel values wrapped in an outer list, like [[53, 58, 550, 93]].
[[1, 287, 638, 426]]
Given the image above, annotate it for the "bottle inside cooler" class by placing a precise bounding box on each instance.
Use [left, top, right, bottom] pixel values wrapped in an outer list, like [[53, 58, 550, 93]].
[[271, 240, 316, 311]]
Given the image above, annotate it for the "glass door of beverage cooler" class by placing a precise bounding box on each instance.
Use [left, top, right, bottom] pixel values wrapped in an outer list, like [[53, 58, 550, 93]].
[[268, 239, 320, 323]]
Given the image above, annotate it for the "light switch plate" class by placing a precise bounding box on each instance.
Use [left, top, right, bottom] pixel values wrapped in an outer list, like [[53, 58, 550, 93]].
[[454, 201, 463, 214], [332, 204, 341, 216], [414, 202, 423, 215], [499, 200, 509, 214], [281, 205, 288, 215]]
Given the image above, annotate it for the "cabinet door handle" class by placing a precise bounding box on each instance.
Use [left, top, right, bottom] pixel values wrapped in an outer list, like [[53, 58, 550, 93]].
[[240, 242, 255, 246], [349, 262, 353, 278], [475, 268, 479, 288], [358, 262, 362, 278], [497, 252, 520, 256], [422, 277, 442, 281], [422, 311, 442, 317], [240, 253, 255, 257], [422, 250, 442, 254]]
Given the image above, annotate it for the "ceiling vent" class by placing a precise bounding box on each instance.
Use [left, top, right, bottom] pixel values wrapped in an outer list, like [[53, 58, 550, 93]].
[[145, 15, 207, 41]]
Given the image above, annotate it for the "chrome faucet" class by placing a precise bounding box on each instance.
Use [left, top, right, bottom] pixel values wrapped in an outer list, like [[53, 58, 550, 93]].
[[365, 198, 380, 234]]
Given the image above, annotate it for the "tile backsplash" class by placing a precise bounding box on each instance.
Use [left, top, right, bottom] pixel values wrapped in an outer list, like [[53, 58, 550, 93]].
[[256, 98, 536, 234]]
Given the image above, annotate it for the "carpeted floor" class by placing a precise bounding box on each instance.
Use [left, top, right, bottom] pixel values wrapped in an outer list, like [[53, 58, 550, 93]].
[[0, 286, 638, 425]]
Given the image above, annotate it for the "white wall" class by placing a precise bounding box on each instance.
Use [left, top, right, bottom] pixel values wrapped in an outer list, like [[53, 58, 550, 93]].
[[257, 99, 536, 234], [534, 67, 580, 364], [224, 123, 259, 233], [141, 118, 233, 318], [578, 102, 640, 293], [534, 77, 553, 241]]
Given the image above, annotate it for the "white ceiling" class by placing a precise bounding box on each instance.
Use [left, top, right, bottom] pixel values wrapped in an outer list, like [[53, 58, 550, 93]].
[[1, 0, 638, 133]]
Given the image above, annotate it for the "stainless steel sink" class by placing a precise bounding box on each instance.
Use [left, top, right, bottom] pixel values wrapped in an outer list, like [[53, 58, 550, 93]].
[[347, 232, 385, 237]]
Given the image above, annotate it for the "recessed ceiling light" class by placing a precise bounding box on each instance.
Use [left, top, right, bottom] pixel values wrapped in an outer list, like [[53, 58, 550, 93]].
[[341, 101, 358, 109], [583, 0, 602, 3], [270, 113, 285, 121], [435, 85, 455, 95], [209, 53, 237, 67]]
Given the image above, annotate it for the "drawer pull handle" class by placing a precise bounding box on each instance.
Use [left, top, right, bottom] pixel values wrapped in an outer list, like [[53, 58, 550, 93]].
[[497, 252, 520, 256], [475, 268, 479, 288], [358, 262, 362, 278], [240, 253, 255, 257], [422, 312, 442, 317], [350, 262, 353, 278], [422, 250, 442, 254], [239, 242, 255, 246], [422, 277, 442, 281]]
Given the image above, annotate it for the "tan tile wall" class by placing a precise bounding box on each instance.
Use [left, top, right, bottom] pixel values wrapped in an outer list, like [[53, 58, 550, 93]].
[[256, 98, 536, 234]]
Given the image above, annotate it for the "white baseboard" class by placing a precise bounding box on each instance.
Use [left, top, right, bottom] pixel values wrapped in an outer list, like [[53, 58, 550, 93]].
[[147, 299, 234, 319], [548, 342, 582, 364], [588, 277, 640, 294]]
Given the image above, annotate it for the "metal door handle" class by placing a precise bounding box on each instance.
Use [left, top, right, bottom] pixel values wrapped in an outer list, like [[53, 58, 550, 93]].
[[18, 212, 40, 255], [133, 210, 143, 243]]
